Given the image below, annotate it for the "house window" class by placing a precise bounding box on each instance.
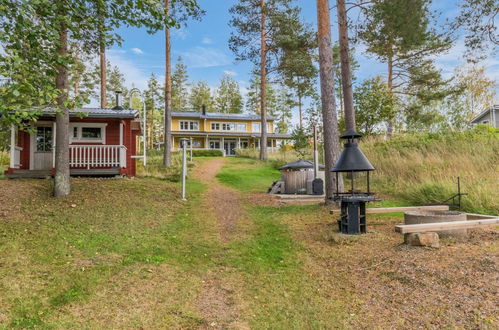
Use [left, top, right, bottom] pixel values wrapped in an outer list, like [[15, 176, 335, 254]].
[[222, 123, 235, 131], [82, 127, 102, 139], [236, 123, 247, 132], [36, 127, 52, 152], [240, 139, 249, 149], [252, 122, 271, 133], [180, 139, 202, 147], [179, 120, 199, 131], [70, 123, 106, 143], [211, 123, 220, 131], [209, 139, 220, 149]]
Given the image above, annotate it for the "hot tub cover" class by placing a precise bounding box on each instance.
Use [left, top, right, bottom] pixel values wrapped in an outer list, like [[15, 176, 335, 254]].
[[279, 160, 325, 170]]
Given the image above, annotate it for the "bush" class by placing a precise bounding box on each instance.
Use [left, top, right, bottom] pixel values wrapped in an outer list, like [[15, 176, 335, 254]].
[[191, 149, 223, 157]]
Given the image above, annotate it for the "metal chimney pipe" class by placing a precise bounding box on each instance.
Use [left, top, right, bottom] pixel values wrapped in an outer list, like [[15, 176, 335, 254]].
[[202, 104, 206, 115], [112, 91, 124, 110]]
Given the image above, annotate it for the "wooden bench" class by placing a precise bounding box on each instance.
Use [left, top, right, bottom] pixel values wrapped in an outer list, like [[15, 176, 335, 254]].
[[330, 205, 449, 215], [395, 218, 499, 234]]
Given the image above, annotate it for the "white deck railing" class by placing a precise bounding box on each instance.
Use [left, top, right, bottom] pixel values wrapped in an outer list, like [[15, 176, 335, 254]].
[[69, 145, 127, 168]]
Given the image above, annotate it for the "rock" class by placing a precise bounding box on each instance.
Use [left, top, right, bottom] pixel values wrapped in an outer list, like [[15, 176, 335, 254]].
[[404, 232, 440, 248]]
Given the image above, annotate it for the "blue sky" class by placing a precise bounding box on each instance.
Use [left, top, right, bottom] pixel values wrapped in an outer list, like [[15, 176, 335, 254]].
[[105, 0, 498, 124]]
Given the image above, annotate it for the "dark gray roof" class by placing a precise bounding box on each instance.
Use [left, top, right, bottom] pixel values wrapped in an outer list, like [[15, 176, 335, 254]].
[[279, 160, 325, 170], [36, 107, 139, 119], [471, 105, 498, 123], [171, 131, 290, 139], [171, 111, 276, 121]]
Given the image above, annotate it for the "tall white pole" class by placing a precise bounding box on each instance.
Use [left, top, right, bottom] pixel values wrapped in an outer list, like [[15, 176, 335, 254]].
[[143, 99, 147, 166], [181, 140, 187, 200], [313, 124, 319, 179]]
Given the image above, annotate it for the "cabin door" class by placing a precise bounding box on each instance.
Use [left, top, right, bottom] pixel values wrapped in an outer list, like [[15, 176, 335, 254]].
[[31, 125, 53, 170]]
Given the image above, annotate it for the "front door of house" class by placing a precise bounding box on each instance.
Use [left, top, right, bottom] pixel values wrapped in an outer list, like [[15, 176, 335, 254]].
[[32, 126, 53, 170], [224, 140, 236, 156]]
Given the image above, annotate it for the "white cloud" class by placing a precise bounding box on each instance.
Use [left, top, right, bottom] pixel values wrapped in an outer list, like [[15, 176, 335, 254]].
[[107, 51, 149, 91], [177, 47, 231, 68], [223, 70, 237, 76], [202, 37, 213, 45], [131, 47, 144, 55], [172, 28, 188, 40]]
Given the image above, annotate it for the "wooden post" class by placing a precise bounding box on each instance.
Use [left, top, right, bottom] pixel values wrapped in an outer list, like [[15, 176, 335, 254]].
[[221, 137, 225, 156], [9, 124, 15, 168]]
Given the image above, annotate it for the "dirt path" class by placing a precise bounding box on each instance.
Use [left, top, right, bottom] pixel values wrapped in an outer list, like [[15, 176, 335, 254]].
[[192, 158, 248, 329]]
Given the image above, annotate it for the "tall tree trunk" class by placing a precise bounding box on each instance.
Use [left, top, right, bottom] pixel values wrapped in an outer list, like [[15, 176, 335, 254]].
[[337, 0, 355, 131], [298, 92, 303, 129], [163, 0, 172, 167], [386, 53, 394, 137], [54, 20, 70, 197], [100, 45, 107, 108], [259, 0, 268, 160], [317, 0, 342, 205], [97, 2, 107, 109]]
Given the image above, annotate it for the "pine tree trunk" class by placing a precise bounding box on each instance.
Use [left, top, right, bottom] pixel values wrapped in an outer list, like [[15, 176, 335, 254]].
[[386, 53, 394, 137], [54, 20, 70, 197], [259, 0, 268, 160], [337, 0, 355, 131], [100, 45, 107, 108], [97, 2, 107, 109], [317, 0, 343, 205], [298, 92, 303, 129], [163, 0, 172, 167]]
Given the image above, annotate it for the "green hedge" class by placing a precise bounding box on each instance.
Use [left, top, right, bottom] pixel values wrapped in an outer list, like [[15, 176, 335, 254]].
[[192, 149, 223, 157]]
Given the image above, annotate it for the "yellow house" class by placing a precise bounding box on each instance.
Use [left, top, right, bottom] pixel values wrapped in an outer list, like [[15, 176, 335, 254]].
[[171, 110, 291, 156]]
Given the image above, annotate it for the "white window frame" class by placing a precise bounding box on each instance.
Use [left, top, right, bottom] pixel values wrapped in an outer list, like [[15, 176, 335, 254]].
[[179, 120, 199, 131], [70, 123, 107, 144], [252, 122, 261, 133], [211, 122, 220, 131], [236, 123, 247, 132]]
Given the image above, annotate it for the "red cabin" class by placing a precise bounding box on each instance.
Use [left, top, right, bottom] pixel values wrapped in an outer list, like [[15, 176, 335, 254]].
[[5, 108, 143, 178]]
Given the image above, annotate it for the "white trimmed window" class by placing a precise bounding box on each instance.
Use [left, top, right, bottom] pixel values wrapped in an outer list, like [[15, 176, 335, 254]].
[[236, 123, 247, 132], [179, 120, 199, 131], [70, 123, 107, 143], [252, 122, 272, 133], [211, 122, 220, 130]]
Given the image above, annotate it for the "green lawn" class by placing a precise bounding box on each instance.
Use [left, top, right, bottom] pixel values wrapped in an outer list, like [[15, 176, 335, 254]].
[[216, 157, 280, 192]]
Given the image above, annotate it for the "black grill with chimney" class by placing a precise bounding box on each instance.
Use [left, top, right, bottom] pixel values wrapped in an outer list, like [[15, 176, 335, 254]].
[[331, 130, 375, 234]]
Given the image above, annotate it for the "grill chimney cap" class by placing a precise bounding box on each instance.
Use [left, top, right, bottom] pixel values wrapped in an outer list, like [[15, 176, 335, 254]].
[[340, 129, 362, 140], [331, 142, 375, 172]]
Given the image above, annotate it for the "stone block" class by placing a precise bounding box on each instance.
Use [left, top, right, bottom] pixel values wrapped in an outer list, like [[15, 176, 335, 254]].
[[404, 232, 440, 248]]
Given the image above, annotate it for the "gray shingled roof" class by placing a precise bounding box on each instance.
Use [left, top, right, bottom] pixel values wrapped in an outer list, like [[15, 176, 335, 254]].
[[37, 107, 139, 119], [171, 111, 276, 121]]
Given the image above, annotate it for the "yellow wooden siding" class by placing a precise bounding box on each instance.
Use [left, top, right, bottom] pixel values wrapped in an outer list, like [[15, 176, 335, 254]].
[[171, 117, 274, 133]]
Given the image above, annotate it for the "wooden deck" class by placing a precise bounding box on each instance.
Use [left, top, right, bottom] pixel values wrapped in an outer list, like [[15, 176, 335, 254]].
[[6, 168, 121, 179]]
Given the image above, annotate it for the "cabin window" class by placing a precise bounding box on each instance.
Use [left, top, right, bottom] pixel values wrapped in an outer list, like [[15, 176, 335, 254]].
[[236, 123, 247, 132], [180, 120, 199, 130], [70, 123, 107, 143], [222, 123, 235, 131], [36, 127, 52, 152], [211, 123, 220, 130]]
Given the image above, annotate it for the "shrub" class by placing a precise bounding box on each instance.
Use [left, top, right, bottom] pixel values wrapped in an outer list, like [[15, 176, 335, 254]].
[[191, 149, 223, 157]]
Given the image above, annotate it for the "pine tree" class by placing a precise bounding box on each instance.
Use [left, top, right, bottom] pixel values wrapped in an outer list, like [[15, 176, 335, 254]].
[[145, 73, 163, 149], [189, 81, 214, 111], [214, 74, 243, 114], [171, 56, 190, 111], [358, 0, 453, 136]]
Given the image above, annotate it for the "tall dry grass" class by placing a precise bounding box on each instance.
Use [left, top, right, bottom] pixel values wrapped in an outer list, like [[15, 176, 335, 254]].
[[239, 126, 499, 214], [136, 150, 188, 182]]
